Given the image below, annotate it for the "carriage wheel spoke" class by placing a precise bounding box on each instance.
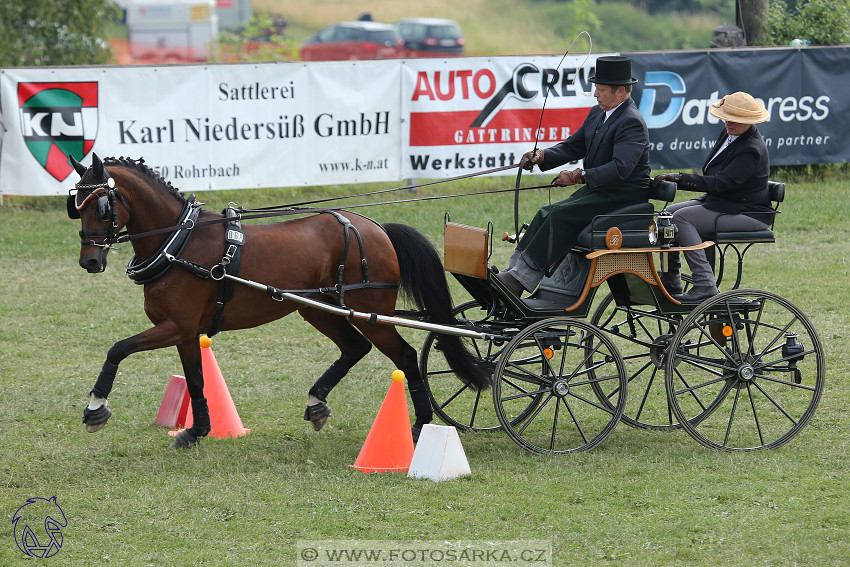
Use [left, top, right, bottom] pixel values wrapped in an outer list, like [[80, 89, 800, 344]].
[[568, 389, 617, 416], [633, 365, 659, 422], [550, 398, 561, 451], [750, 378, 800, 426], [515, 394, 554, 436], [747, 382, 765, 447], [721, 386, 741, 447]]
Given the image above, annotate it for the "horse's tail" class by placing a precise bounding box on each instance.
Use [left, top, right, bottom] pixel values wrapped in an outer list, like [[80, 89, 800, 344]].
[[383, 223, 490, 390]]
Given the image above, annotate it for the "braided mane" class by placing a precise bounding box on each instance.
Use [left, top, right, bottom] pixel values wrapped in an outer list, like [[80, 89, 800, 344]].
[[103, 156, 186, 205]]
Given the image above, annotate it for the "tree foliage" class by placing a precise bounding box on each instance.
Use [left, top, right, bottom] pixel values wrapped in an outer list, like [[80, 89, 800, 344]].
[[763, 0, 850, 45], [211, 13, 297, 63], [0, 0, 118, 67]]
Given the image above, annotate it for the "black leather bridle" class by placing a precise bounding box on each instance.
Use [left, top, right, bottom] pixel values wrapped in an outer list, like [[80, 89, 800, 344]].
[[67, 174, 130, 249]]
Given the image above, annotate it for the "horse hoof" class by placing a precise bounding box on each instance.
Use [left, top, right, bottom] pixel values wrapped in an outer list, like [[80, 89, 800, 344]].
[[86, 422, 107, 433], [304, 402, 331, 431], [83, 405, 112, 433], [168, 429, 201, 449]]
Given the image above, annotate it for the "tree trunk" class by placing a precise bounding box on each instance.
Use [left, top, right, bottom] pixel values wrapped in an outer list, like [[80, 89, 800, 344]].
[[738, 0, 770, 45]]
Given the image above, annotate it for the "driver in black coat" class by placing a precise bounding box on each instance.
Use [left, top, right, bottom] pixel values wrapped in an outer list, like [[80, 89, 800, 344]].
[[497, 56, 651, 296]]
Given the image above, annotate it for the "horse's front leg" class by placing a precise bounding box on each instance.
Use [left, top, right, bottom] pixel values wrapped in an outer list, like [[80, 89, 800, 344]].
[[83, 320, 183, 432], [168, 339, 211, 448]]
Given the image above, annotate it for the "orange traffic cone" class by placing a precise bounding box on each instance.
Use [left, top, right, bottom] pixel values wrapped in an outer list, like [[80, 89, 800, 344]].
[[169, 335, 250, 439], [155, 375, 190, 428], [350, 370, 415, 473]]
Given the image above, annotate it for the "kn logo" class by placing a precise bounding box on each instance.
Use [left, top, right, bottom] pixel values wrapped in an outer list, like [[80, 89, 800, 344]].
[[18, 82, 99, 181]]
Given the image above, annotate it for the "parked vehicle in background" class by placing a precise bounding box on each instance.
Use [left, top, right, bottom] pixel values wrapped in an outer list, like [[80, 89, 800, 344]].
[[394, 17, 464, 57], [125, 0, 218, 63], [299, 21, 404, 61]]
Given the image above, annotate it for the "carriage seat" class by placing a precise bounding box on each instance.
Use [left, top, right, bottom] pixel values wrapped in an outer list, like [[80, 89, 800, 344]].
[[573, 180, 677, 252], [707, 180, 784, 289], [522, 180, 677, 309], [713, 181, 784, 244]]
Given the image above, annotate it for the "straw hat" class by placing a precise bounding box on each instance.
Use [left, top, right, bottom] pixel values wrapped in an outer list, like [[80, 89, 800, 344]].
[[709, 92, 770, 124]]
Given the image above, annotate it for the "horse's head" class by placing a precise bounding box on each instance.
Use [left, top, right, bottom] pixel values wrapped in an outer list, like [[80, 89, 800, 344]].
[[68, 153, 126, 273]]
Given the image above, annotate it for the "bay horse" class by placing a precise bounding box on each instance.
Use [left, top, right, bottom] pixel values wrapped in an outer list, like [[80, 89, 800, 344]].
[[67, 154, 488, 447]]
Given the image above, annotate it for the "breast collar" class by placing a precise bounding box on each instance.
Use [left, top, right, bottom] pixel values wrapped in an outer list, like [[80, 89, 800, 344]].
[[125, 196, 201, 284]]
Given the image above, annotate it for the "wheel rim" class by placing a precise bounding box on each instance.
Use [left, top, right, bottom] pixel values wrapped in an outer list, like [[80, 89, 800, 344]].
[[493, 317, 626, 454], [591, 293, 683, 430], [665, 290, 824, 451]]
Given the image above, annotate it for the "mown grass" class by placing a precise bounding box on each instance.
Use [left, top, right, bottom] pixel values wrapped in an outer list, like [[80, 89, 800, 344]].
[[1, 171, 848, 566]]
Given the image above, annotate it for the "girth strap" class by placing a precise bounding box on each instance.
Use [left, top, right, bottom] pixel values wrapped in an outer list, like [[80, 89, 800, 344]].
[[324, 210, 369, 308], [208, 207, 244, 337]]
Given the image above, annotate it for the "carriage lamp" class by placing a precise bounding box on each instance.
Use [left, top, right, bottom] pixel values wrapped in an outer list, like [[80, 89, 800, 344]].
[[655, 209, 678, 248], [782, 332, 806, 384]]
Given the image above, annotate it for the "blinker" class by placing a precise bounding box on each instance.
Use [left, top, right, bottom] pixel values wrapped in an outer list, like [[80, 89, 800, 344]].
[[67, 187, 112, 222]]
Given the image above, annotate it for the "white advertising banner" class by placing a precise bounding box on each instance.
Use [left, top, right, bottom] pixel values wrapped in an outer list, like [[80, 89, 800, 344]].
[[0, 60, 402, 195], [400, 54, 610, 178]]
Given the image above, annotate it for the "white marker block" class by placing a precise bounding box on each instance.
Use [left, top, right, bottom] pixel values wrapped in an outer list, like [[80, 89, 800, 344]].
[[407, 424, 471, 481]]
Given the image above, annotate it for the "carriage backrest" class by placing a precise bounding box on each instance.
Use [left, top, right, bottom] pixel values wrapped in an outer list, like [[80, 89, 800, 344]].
[[765, 180, 785, 230], [768, 180, 785, 204]]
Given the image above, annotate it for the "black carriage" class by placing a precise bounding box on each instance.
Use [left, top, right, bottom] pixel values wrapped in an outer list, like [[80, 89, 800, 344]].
[[419, 180, 824, 454]]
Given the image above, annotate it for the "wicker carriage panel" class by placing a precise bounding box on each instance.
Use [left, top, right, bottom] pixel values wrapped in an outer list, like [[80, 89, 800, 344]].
[[591, 252, 655, 285]]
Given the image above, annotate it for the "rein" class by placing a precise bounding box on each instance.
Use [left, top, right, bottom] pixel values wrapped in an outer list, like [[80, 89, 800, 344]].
[[112, 173, 557, 245]]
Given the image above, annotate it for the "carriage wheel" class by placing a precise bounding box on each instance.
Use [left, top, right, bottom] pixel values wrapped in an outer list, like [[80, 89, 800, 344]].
[[420, 301, 519, 431], [591, 292, 683, 430], [493, 317, 627, 454], [665, 290, 824, 451]]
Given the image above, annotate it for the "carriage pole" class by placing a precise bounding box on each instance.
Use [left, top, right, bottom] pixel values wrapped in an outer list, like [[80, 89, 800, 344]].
[[214, 271, 505, 341]]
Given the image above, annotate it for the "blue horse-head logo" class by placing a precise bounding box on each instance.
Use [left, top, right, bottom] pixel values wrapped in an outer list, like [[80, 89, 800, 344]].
[[12, 496, 68, 558]]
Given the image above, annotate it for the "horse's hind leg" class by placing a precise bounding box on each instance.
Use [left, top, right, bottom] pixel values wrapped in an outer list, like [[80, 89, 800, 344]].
[[300, 309, 373, 431]]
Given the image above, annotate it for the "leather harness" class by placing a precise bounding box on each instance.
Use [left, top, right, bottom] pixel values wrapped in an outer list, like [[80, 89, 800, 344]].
[[152, 208, 396, 337]]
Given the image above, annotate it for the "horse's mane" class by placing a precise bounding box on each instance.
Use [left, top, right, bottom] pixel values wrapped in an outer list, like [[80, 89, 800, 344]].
[[103, 156, 186, 205]]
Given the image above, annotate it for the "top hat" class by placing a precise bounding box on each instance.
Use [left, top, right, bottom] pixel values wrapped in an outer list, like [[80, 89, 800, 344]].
[[589, 56, 638, 86], [708, 92, 770, 124]]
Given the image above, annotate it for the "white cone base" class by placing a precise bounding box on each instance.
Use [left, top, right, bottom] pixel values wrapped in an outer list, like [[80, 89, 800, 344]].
[[407, 424, 471, 481]]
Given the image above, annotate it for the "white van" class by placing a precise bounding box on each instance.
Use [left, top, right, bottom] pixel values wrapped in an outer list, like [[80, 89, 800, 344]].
[[125, 0, 219, 62]]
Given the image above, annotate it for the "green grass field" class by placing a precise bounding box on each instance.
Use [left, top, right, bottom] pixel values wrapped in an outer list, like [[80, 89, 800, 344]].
[[1, 172, 848, 566]]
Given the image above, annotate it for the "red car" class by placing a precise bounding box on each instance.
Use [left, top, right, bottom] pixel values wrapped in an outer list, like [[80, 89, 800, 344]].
[[394, 18, 464, 57], [299, 21, 405, 61]]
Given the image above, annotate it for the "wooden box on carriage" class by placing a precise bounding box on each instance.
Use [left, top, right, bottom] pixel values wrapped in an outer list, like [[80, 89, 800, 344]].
[[444, 222, 489, 279]]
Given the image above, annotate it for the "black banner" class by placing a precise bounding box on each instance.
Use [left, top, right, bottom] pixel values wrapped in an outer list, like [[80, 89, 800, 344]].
[[626, 46, 850, 169]]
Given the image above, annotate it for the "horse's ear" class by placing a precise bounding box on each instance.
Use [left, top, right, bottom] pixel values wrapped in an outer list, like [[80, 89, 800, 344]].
[[69, 155, 87, 178], [91, 153, 104, 179]]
